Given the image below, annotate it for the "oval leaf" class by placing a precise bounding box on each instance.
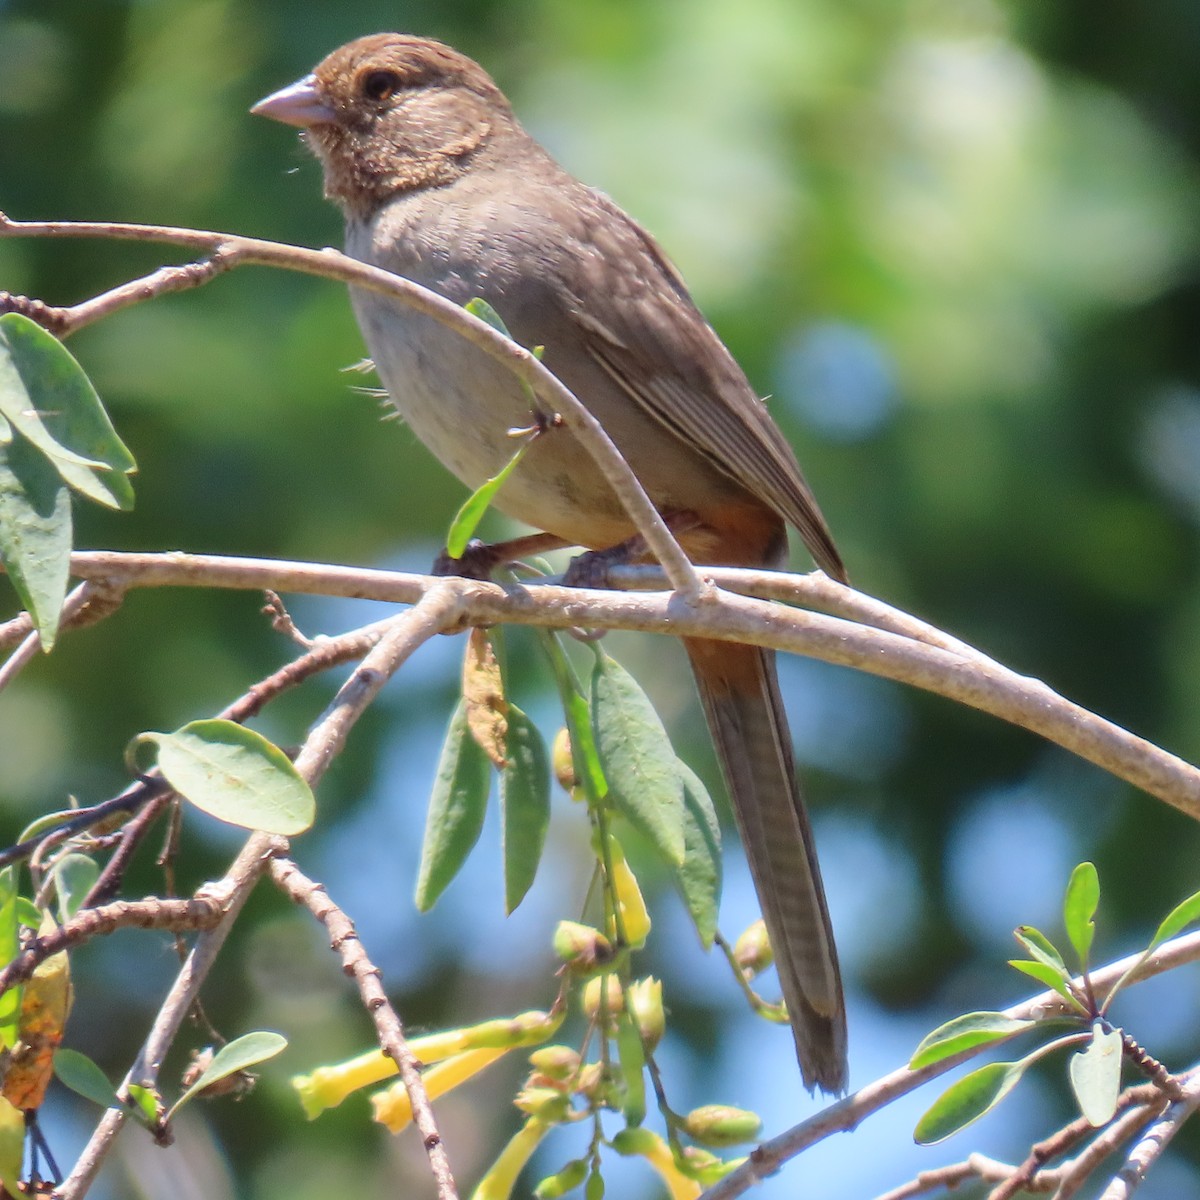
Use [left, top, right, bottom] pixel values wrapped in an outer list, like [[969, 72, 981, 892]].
[[674, 763, 722, 948], [1014, 925, 1068, 973], [1063, 862, 1100, 968], [1069, 1023, 1123, 1126], [591, 654, 685, 867], [53, 1048, 119, 1111], [142, 720, 315, 836], [1150, 887, 1200, 949], [501, 706, 550, 914], [0, 428, 71, 650], [415, 700, 491, 911], [0, 313, 135, 510], [52, 853, 99, 921], [910, 1012, 1036, 1070], [1008, 959, 1084, 1008], [168, 1030, 287, 1119], [914, 1059, 1028, 1144]]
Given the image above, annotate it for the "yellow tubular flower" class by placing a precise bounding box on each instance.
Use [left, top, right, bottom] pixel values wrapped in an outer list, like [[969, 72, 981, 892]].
[[471, 1118, 553, 1200], [295, 1009, 560, 1118], [371, 1047, 510, 1134], [606, 834, 651, 948]]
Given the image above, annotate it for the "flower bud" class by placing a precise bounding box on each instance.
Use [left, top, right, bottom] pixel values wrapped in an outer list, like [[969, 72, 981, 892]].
[[553, 921, 615, 974], [533, 1158, 588, 1199], [626, 978, 665, 1052], [514, 1085, 570, 1122], [733, 919, 773, 978], [527, 1045, 580, 1082], [681, 1104, 763, 1148], [552, 728, 578, 793], [581, 975, 624, 1024]]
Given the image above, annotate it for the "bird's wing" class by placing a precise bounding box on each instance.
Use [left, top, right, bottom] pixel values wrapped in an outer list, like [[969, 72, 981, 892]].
[[561, 188, 845, 580]]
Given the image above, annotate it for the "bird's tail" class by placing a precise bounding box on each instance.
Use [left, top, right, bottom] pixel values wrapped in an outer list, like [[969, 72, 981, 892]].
[[684, 636, 847, 1093]]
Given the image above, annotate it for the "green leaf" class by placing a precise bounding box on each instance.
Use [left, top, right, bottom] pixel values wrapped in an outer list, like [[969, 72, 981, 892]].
[[913, 1059, 1028, 1144], [415, 700, 492, 911], [1008, 959, 1085, 1008], [14, 898, 42, 930], [1150, 887, 1200, 949], [138, 719, 315, 836], [1014, 925, 1068, 974], [167, 1031, 287, 1120], [1063, 862, 1100, 968], [532, 625, 608, 807], [500, 706, 551, 914], [909, 1012, 1037, 1070], [591, 653, 685, 867], [126, 1083, 160, 1127], [0, 869, 20, 1050], [674, 763, 722, 947], [53, 1048, 120, 1110], [445, 437, 532, 559], [1069, 1023, 1122, 1126], [0, 427, 71, 650], [0, 313, 136, 509], [465, 297, 513, 339], [52, 853, 99, 921]]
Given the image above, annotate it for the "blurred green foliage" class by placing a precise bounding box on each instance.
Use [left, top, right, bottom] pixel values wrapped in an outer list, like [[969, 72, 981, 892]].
[[1, 0, 1198, 1197]]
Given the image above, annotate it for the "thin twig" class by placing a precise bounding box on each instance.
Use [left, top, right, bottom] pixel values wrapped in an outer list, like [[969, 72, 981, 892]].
[[0, 213, 702, 600], [54, 831, 283, 1200], [49, 550, 1200, 823], [1051, 1096, 1170, 1199], [269, 856, 459, 1200], [697, 931, 1200, 1200], [55, 587, 468, 1199], [1096, 1070, 1200, 1199], [0, 582, 102, 692], [988, 1085, 1164, 1200], [0, 896, 223, 994]]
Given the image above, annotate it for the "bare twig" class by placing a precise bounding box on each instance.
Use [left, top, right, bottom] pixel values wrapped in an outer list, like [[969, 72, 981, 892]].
[[0, 213, 701, 600], [1051, 1095, 1170, 1199], [269, 855, 459, 1200], [47, 550, 1200, 823], [55, 831, 283, 1200], [697, 931, 1200, 1200], [0, 581, 108, 691], [55, 587, 468, 1199], [1096, 1070, 1200, 1200], [0, 895, 222, 994], [988, 1086, 1165, 1200]]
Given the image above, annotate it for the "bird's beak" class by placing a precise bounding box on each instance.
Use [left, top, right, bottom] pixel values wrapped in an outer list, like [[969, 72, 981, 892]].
[[251, 75, 336, 127]]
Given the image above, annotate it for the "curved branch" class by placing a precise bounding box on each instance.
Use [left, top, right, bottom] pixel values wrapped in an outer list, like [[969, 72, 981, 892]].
[[0, 213, 701, 600], [55, 550, 1200, 822], [699, 931, 1200, 1200]]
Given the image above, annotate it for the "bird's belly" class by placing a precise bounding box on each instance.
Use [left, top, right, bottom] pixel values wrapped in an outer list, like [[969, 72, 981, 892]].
[[352, 289, 639, 549]]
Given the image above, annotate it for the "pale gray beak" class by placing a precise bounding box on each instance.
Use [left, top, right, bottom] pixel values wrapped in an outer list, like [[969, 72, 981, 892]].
[[251, 75, 336, 127]]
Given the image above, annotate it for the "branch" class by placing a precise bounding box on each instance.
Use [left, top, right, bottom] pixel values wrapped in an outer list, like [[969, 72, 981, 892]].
[[52, 550, 1200, 823], [269, 856, 459, 1200], [1096, 1069, 1200, 1200], [698, 930, 1200, 1200], [0, 213, 701, 600], [55, 586, 469, 1199], [0, 896, 223, 993]]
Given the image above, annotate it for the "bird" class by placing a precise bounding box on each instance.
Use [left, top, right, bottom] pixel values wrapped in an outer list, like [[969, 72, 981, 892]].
[[253, 33, 849, 1092]]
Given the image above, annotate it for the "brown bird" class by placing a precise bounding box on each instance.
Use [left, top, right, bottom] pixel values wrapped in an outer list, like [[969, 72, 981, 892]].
[[254, 34, 849, 1092]]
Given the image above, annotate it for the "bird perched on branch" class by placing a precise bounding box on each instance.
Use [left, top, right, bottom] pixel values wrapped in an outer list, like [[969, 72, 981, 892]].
[[255, 33, 849, 1092]]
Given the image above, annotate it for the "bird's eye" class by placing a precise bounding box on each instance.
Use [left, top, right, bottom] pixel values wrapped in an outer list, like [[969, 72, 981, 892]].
[[360, 69, 402, 102]]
